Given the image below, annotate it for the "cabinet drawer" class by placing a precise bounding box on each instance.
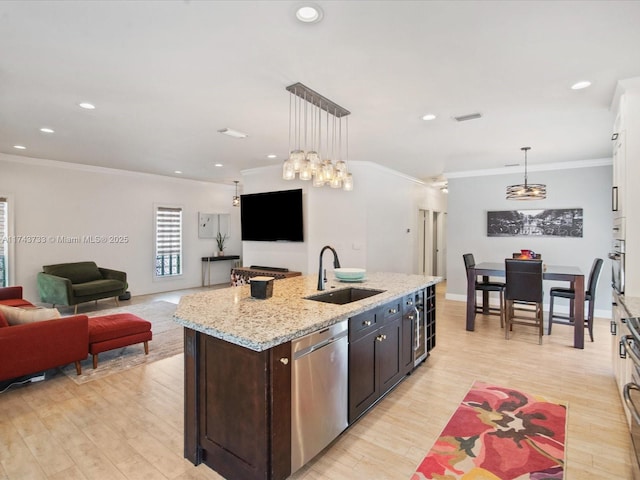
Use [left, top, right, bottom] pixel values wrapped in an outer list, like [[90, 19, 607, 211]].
[[381, 300, 402, 321], [349, 309, 378, 341], [402, 294, 415, 312]]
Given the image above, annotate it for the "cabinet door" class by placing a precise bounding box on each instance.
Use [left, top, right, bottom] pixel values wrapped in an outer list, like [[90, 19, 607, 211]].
[[612, 130, 626, 217], [348, 328, 378, 423], [401, 312, 414, 374], [401, 294, 416, 374], [377, 315, 403, 395], [426, 285, 436, 352], [194, 334, 291, 480]]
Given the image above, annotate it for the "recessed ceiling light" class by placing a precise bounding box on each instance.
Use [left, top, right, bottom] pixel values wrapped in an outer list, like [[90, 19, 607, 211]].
[[267, 154, 277, 159], [40, 127, 55, 133], [422, 113, 437, 121], [79, 102, 96, 109], [174, 170, 182, 174], [296, 4, 323, 23], [571, 81, 591, 90], [217, 128, 248, 138], [13, 145, 26, 150], [214, 163, 223, 167]]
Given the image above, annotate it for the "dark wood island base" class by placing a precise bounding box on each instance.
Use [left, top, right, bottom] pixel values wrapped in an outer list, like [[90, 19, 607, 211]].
[[177, 276, 439, 480], [184, 329, 292, 480]]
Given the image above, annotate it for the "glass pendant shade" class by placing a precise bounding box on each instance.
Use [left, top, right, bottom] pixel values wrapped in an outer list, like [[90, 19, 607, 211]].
[[322, 159, 334, 180], [343, 173, 354, 191], [282, 159, 295, 180], [312, 170, 325, 187], [299, 160, 312, 180], [290, 149, 305, 172], [335, 160, 347, 179], [330, 176, 342, 188]]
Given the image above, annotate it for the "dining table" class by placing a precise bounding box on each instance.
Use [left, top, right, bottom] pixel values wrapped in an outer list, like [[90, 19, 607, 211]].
[[466, 262, 585, 349]]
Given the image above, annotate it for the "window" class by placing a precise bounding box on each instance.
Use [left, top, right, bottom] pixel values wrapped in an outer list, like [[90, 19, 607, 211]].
[[155, 206, 182, 277], [0, 197, 6, 286]]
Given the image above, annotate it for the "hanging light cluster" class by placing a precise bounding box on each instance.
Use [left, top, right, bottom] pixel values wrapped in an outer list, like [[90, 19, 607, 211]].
[[282, 83, 353, 191], [506, 146, 547, 200]]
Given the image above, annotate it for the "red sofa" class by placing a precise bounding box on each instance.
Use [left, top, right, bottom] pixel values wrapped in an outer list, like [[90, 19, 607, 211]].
[[0, 287, 89, 381], [0, 286, 35, 308]]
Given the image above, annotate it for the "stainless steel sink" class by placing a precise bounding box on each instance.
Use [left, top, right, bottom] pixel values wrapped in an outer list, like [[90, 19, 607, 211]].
[[306, 287, 385, 305]]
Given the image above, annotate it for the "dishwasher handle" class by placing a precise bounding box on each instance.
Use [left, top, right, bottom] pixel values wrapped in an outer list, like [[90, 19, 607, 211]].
[[293, 328, 348, 360]]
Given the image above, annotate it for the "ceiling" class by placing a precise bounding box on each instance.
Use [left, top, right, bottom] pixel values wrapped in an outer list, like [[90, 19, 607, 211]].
[[1, 1, 639, 186]]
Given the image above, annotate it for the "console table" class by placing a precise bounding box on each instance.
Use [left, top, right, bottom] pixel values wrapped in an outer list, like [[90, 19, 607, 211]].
[[201, 256, 241, 287], [230, 267, 301, 286]]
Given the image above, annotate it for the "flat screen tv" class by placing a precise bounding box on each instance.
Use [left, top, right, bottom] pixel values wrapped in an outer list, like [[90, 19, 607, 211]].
[[240, 188, 304, 242]]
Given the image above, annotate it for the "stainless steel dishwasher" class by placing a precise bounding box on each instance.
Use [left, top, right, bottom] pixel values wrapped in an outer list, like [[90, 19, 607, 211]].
[[291, 319, 349, 473]]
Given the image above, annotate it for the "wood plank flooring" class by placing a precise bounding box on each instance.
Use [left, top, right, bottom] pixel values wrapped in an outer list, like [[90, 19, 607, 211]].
[[0, 283, 634, 479]]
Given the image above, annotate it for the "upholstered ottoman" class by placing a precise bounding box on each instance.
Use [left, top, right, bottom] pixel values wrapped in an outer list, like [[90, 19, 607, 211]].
[[88, 313, 152, 368]]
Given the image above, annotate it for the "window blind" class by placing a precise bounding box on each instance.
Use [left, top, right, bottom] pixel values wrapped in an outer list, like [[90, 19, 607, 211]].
[[155, 206, 182, 276]]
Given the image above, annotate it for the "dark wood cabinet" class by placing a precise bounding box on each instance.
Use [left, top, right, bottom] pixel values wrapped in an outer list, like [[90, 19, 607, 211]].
[[426, 285, 436, 352], [184, 329, 292, 480], [348, 299, 404, 423], [183, 283, 438, 478], [401, 291, 420, 374]]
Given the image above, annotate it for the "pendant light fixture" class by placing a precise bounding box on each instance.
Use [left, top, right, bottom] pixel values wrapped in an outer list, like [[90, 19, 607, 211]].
[[506, 147, 546, 200], [282, 83, 353, 191], [232, 180, 240, 207]]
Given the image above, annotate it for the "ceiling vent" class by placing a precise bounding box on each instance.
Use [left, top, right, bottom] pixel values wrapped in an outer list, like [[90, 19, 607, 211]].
[[453, 112, 482, 122]]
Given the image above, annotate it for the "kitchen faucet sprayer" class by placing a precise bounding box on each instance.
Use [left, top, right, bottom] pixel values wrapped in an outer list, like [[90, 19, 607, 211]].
[[318, 245, 341, 290]]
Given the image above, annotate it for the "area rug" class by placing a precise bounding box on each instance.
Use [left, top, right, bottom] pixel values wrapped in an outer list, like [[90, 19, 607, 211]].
[[59, 301, 183, 384], [412, 381, 567, 480]]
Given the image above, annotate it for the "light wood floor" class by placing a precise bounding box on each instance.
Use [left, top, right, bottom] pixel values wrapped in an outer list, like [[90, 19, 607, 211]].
[[0, 283, 634, 479]]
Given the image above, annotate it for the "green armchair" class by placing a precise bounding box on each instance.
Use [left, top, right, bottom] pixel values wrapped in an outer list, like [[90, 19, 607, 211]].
[[37, 261, 128, 313]]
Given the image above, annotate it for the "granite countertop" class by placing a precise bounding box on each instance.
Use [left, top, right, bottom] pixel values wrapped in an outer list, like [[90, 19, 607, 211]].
[[174, 272, 442, 352]]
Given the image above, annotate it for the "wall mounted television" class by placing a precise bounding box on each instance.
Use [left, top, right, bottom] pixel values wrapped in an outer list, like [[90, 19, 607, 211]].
[[240, 188, 304, 242]]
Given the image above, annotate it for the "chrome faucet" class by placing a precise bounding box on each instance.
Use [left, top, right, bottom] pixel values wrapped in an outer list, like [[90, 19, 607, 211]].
[[318, 245, 341, 290]]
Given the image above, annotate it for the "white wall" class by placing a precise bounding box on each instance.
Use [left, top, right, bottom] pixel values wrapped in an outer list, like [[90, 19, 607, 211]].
[[445, 163, 613, 317], [0, 153, 241, 301], [241, 162, 447, 277]]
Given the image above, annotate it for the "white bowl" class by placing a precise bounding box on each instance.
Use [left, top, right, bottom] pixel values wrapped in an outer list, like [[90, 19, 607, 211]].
[[334, 268, 366, 281]]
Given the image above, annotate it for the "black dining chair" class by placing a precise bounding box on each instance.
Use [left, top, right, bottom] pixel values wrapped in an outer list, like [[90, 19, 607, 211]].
[[548, 257, 603, 342], [463, 253, 505, 328], [505, 258, 544, 344]]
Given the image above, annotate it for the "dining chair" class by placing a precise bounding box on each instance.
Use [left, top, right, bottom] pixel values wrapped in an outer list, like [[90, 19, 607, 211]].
[[547, 257, 603, 342], [504, 258, 544, 344], [463, 253, 505, 327]]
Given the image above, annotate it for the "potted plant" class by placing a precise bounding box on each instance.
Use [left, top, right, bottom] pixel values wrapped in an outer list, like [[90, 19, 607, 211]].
[[216, 232, 228, 256]]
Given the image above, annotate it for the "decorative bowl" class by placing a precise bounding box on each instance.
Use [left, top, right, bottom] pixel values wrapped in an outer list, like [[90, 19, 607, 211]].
[[334, 268, 366, 281]]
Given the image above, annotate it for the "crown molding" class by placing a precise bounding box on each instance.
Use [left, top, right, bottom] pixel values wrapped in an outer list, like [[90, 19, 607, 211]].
[[444, 157, 612, 179], [0, 152, 228, 188]]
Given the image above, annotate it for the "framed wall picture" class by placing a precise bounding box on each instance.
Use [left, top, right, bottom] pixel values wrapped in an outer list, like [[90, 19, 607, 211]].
[[198, 212, 230, 239], [198, 212, 216, 238], [487, 208, 583, 237]]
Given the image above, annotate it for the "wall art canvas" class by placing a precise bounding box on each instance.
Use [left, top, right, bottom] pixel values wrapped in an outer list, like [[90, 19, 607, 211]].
[[487, 208, 583, 237]]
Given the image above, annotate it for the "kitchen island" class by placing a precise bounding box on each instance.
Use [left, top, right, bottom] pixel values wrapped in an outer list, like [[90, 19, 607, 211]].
[[174, 272, 441, 480]]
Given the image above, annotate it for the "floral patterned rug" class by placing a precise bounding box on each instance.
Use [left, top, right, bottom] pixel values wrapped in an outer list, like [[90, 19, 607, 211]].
[[412, 381, 567, 480]]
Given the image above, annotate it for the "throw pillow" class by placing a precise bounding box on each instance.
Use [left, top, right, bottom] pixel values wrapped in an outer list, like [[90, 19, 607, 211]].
[[0, 310, 8, 328], [0, 304, 61, 326]]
